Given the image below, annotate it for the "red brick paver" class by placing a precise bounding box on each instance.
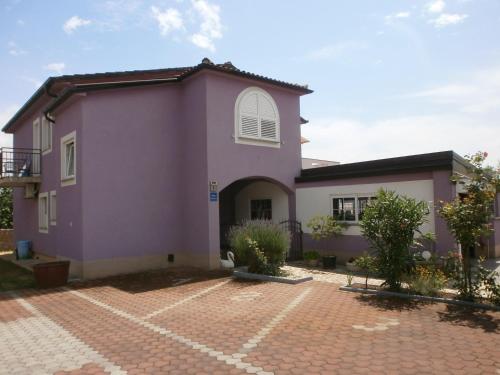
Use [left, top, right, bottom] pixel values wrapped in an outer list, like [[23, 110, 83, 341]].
[[1, 268, 499, 374]]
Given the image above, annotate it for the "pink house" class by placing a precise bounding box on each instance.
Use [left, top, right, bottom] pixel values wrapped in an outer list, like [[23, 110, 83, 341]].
[[1, 58, 498, 278]]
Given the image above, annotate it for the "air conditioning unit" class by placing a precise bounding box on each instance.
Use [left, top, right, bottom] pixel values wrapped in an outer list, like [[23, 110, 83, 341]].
[[24, 184, 38, 199]]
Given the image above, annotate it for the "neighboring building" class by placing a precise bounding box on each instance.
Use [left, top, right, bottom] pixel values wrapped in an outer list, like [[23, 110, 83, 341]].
[[1, 59, 498, 278], [301, 158, 339, 169], [295, 151, 497, 263]]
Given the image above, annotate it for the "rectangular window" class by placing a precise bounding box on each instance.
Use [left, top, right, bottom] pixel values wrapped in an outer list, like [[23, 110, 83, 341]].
[[41, 117, 52, 154], [250, 199, 272, 220], [332, 196, 376, 222], [38, 192, 49, 233], [332, 197, 356, 221], [50, 190, 57, 226], [61, 131, 76, 186]]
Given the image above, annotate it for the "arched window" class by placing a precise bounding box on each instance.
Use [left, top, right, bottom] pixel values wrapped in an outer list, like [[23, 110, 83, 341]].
[[234, 87, 280, 147]]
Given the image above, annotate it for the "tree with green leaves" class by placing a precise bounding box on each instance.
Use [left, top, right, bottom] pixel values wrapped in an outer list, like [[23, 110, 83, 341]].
[[361, 189, 430, 290], [438, 151, 500, 300], [0, 187, 13, 229]]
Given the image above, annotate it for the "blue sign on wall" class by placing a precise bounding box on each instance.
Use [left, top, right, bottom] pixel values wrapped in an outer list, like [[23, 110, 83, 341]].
[[210, 191, 218, 202]]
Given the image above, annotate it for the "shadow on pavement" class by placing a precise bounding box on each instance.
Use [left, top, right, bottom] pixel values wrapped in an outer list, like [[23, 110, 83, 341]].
[[437, 304, 499, 333]]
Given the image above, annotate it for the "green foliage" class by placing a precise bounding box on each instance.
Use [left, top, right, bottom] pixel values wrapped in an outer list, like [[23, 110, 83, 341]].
[[438, 151, 500, 299], [229, 220, 290, 275], [346, 272, 354, 287], [303, 250, 320, 260], [360, 189, 430, 291], [306, 215, 345, 241], [353, 252, 377, 289], [0, 188, 13, 229], [405, 265, 447, 297]]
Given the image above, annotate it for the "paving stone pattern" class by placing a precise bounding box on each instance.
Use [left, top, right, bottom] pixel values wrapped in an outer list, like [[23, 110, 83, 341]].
[[0, 267, 499, 374]]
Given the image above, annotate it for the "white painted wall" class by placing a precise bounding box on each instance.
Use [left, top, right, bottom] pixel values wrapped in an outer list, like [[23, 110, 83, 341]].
[[296, 180, 435, 236], [235, 181, 289, 223]]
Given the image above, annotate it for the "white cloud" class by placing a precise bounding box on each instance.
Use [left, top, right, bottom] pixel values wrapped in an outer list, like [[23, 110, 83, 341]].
[[189, 0, 223, 52], [305, 41, 367, 61], [7, 41, 26, 56], [20, 76, 43, 88], [63, 15, 91, 34], [301, 115, 500, 166], [0, 105, 18, 148], [426, 0, 446, 13], [408, 66, 500, 114], [44, 62, 65, 74], [151, 6, 184, 36], [430, 13, 468, 28], [385, 11, 411, 23]]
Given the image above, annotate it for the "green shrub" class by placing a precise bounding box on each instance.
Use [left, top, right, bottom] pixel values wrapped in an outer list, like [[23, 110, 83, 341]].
[[307, 215, 345, 241], [303, 250, 320, 260], [405, 265, 447, 296], [360, 189, 430, 291], [229, 220, 290, 275], [354, 252, 377, 289]]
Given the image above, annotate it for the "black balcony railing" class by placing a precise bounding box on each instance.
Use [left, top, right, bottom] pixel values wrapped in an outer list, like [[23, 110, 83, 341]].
[[0, 147, 41, 178]]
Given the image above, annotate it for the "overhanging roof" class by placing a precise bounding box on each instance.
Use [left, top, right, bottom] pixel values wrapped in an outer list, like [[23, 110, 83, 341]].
[[296, 151, 470, 182], [3, 58, 313, 133]]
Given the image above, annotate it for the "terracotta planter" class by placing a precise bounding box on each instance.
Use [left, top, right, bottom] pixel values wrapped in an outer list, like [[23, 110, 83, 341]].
[[33, 261, 70, 289]]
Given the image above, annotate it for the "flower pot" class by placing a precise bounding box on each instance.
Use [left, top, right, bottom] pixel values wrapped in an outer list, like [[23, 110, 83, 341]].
[[33, 261, 70, 289], [322, 256, 337, 269]]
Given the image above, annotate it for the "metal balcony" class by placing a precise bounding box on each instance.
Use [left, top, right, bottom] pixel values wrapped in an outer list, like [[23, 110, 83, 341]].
[[0, 147, 41, 187]]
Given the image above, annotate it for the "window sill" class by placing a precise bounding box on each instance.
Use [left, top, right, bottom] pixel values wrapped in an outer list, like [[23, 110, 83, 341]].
[[235, 137, 281, 148], [39, 228, 48, 234], [50, 222, 56, 226], [42, 148, 52, 156], [61, 176, 76, 187]]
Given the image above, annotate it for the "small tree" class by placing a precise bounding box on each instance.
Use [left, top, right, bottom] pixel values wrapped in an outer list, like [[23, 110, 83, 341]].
[[361, 189, 430, 290], [307, 215, 345, 241], [0, 187, 13, 229], [438, 151, 500, 300]]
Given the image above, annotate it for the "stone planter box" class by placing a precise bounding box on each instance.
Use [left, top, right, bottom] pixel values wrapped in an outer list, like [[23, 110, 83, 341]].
[[33, 261, 70, 289], [233, 267, 312, 284]]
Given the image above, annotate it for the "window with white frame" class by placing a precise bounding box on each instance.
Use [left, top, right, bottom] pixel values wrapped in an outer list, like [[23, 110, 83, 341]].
[[235, 87, 280, 147], [38, 192, 49, 233], [41, 117, 52, 154], [61, 131, 76, 186], [332, 196, 376, 222], [49, 190, 57, 226]]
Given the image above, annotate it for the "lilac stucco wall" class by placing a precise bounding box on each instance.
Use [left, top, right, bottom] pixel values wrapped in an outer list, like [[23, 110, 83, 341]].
[[13, 102, 83, 260], [432, 170, 457, 254], [204, 71, 302, 267], [81, 84, 184, 262]]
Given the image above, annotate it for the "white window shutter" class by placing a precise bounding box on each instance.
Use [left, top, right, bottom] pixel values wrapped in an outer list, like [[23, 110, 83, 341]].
[[236, 88, 279, 144]]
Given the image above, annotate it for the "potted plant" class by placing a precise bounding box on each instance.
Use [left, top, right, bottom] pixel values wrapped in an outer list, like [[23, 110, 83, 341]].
[[346, 257, 360, 272], [33, 260, 70, 289], [306, 215, 345, 269], [303, 250, 320, 267]]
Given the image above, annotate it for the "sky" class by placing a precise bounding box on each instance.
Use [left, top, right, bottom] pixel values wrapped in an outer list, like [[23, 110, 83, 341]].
[[1, 0, 500, 165]]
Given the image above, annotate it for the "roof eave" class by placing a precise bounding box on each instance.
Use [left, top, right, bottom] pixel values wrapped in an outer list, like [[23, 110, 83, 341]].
[[2, 77, 55, 133]]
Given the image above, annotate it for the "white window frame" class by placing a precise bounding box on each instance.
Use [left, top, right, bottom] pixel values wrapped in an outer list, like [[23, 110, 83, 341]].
[[33, 118, 41, 150], [41, 117, 52, 155], [49, 190, 57, 226], [331, 194, 377, 223], [234, 87, 281, 148], [38, 192, 49, 233], [61, 131, 76, 187]]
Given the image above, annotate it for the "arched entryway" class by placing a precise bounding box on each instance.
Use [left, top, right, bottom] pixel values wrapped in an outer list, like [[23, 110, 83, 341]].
[[219, 177, 293, 251]]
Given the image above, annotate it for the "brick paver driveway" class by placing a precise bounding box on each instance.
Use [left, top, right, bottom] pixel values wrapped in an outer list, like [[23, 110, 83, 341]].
[[1, 268, 499, 375]]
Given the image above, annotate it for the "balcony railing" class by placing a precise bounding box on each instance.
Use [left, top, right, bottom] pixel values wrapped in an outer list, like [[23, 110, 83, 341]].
[[0, 147, 41, 180]]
